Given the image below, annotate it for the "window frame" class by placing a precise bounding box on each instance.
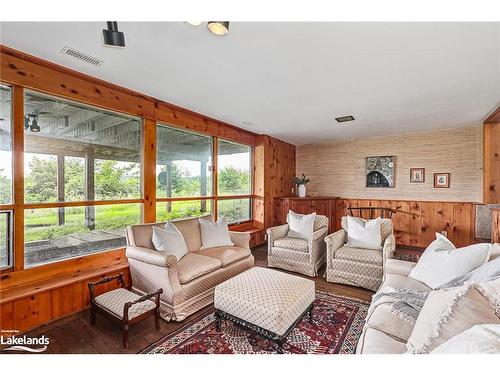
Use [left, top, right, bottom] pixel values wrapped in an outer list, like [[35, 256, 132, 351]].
[[19, 89, 144, 269], [155, 123, 254, 226]]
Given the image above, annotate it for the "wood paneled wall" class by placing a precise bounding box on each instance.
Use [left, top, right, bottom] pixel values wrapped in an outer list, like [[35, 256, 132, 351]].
[[0, 250, 129, 335], [334, 198, 476, 248], [0, 45, 297, 334], [254, 135, 296, 231], [492, 209, 500, 243], [483, 122, 500, 204]]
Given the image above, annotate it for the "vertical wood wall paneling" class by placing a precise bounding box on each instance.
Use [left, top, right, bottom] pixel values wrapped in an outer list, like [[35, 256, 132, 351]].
[[0, 302, 14, 336], [409, 201, 423, 247], [483, 123, 500, 203], [212, 138, 219, 220], [492, 209, 500, 243], [13, 291, 51, 333], [143, 119, 157, 222], [12, 85, 25, 271]]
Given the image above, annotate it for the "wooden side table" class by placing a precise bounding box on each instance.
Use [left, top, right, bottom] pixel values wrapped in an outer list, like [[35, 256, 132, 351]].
[[88, 273, 163, 348]]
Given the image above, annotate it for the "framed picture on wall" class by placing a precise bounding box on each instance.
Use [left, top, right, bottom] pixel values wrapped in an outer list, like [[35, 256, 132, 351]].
[[410, 168, 425, 183], [434, 173, 450, 188], [366, 156, 395, 188]]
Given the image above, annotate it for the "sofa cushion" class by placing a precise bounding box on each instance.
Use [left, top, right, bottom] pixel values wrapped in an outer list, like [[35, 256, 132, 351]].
[[335, 245, 383, 265], [366, 303, 415, 341], [151, 222, 188, 260], [431, 324, 500, 354], [176, 253, 222, 284], [341, 216, 393, 244], [273, 237, 309, 252], [356, 327, 407, 354], [197, 246, 251, 267], [380, 274, 431, 292], [171, 215, 210, 252], [199, 216, 234, 249], [286, 210, 316, 240], [409, 234, 491, 289], [346, 216, 382, 250], [406, 283, 500, 353]]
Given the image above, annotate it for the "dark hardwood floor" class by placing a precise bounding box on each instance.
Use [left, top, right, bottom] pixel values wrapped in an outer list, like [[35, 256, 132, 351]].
[[17, 245, 374, 354]]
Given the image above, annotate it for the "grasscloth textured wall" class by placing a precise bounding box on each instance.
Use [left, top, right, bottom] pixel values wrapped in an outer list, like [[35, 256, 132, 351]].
[[296, 127, 482, 202]]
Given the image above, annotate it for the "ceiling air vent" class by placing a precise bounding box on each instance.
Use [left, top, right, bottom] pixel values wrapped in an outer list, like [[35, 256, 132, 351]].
[[60, 46, 103, 66], [335, 115, 355, 123]]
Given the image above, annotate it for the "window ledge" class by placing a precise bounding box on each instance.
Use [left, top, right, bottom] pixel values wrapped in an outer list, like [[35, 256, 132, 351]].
[[0, 262, 128, 304]]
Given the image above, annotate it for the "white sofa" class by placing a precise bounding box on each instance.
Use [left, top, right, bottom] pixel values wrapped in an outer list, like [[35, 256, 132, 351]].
[[356, 244, 500, 354]]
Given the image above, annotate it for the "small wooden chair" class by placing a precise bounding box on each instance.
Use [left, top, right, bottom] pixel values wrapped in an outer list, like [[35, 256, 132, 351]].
[[88, 273, 162, 348], [348, 206, 396, 219]]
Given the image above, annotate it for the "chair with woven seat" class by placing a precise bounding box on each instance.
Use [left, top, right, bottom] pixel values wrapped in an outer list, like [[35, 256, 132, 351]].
[[324, 216, 396, 291], [266, 214, 329, 277]]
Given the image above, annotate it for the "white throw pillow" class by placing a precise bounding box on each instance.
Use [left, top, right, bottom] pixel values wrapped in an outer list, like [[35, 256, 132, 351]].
[[286, 210, 316, 240], [199, 216, 234, 249], [151, 222, 188, 260], [406, 282, 500, 354], [346, 216, 382, 250], [409, 233, 491, 289], [431, 324, 500, 354]]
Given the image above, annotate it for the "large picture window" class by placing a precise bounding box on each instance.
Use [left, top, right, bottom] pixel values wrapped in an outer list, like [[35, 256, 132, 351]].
[[23, 91, 142, 267], [0, 85, 13, 205]]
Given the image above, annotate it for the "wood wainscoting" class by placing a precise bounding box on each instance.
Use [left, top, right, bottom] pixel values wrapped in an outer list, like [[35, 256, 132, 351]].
[[492, 209, 500, 243], [335, 198, 477, 248], [0, 249, 130, 336], [274, 197, 478, 248]]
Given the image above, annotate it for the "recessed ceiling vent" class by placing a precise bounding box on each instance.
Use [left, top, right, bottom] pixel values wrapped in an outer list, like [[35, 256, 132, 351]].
[[335, 115, 355, 123], [60, 46, 103, 66]]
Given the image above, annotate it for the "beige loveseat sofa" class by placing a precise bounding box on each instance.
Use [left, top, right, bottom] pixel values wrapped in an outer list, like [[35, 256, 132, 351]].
[[356, 244, 500, 353], [125, 215, 254, 321]]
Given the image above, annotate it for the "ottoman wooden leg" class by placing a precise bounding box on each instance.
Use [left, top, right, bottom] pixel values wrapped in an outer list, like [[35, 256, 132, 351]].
[[215, 311, 222, 332], [276, 339, 285, 354], [308, 304, 314, 323]]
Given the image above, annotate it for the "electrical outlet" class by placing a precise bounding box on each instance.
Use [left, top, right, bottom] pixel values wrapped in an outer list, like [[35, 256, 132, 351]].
[[441, 230, 448, 237]]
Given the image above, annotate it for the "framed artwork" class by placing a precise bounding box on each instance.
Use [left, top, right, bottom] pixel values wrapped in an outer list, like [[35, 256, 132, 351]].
[[410, 168, 425, 183], [366, 156, 395, 188], [434, 173, 450, 188]]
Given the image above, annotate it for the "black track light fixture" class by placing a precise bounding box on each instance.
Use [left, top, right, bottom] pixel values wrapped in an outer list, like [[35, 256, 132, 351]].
[[207, 21, 230, 36], [30, 116, 40, 132], [24, 115, 30, 130], [103, 22, 126, 47]]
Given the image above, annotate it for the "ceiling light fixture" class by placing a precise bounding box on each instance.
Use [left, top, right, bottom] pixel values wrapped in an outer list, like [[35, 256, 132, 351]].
[[103, 22, 126, 47], [207, 21, 230, 36], [30, 116, 40, 132], [186, 21, 202, 26], [335, 115, 355, 123]]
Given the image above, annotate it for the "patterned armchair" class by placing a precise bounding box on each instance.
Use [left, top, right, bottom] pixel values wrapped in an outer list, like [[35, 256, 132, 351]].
[[324, 217, 396, 291], [266, 215, 329, 277]]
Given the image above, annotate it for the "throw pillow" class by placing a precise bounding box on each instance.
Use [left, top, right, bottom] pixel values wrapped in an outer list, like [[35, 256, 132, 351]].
[[406, 282, 500, 354], [286, 210, 316, 240], [199, 216, 234, 249], [151, 222, 188, 260], [346, 216, 382, 250], [430, 324, 500, 354], [409, 233, 491, 289]]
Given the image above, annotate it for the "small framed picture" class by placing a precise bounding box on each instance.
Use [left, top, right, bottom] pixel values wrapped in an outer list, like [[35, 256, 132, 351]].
[[410, 168, 425, 183], [434, 173, 450, 188]]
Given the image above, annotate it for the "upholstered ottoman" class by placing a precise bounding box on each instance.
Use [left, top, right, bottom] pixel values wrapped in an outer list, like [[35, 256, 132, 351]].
[[214, 267, 315, 353]]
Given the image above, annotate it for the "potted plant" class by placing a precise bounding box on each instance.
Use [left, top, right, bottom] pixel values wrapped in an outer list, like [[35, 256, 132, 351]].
[[294, 174, 310, 197]]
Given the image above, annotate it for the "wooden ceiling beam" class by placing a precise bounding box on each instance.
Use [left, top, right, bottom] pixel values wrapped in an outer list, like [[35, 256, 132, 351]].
[[483, 106, 500, 124]]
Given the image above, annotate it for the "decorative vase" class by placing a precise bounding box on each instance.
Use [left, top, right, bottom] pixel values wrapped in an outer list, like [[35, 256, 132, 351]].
[[298, 184, 306, 198]]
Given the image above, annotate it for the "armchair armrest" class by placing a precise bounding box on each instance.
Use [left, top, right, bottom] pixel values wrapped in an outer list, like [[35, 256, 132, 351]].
[[266, 224, 289, 242], [308, 227, 328, 245], [384, 259, 417, 277], [382, 234, 396, 262], [266, 224, 289, 255], [324, 229, 346, 253], [229, 231, 251, 249], [126, 246, 177, 268]]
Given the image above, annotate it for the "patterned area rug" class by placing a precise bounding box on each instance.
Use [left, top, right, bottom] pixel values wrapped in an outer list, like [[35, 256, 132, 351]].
[[141, 291, 369, 354]]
